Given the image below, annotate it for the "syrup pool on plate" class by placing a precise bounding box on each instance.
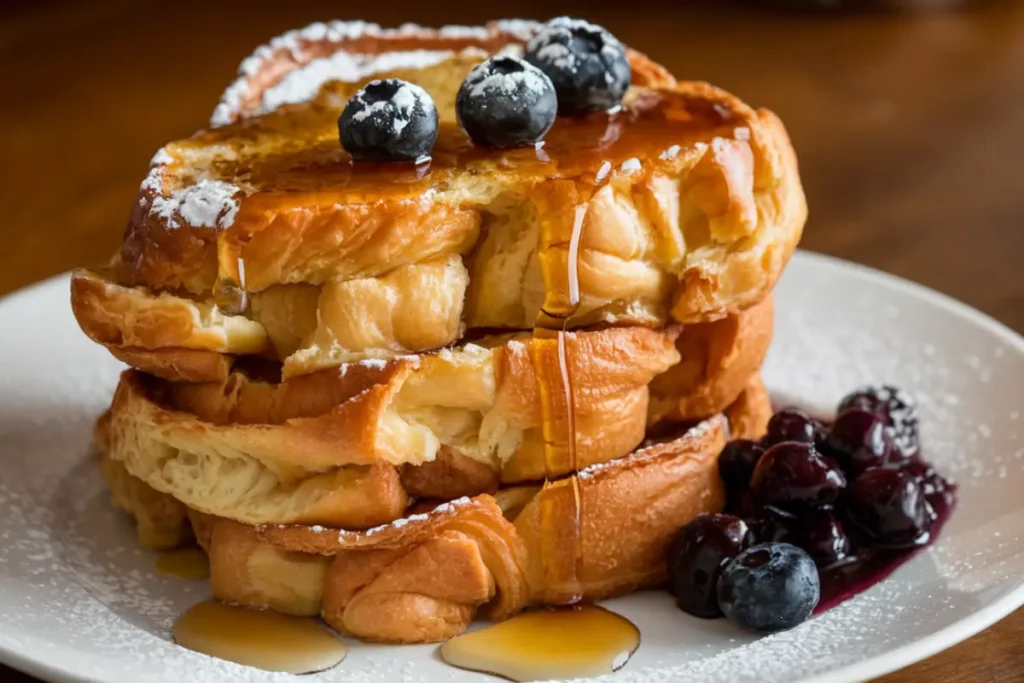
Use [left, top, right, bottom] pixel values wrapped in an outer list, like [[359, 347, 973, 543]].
[[440, 604, 640, 682], [154, 547, 210, 580], [173, 600, 346, 674]]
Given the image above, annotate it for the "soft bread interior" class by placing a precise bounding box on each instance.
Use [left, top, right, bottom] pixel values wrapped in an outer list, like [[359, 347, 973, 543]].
[[102, 326, 680, 526]]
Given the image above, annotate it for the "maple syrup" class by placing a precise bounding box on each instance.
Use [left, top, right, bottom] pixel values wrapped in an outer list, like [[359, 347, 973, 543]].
[[154, 547, 210, 580], [462, 146, 643, 680], [173, 600, 346, 674], [213, 236, 248, 315], [440, 604, 640, 682]]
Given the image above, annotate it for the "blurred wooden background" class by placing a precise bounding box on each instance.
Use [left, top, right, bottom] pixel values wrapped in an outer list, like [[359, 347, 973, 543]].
[[0, 1, 1021, 681]]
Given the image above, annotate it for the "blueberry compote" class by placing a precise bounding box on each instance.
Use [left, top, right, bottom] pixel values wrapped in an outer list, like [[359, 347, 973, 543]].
[[669, 384, 956, 631]]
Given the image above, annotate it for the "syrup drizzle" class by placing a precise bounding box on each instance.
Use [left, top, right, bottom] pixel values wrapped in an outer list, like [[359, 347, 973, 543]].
[[154, 547, 210, 580], [443, 148, 640, 680], [440, 604, 640, 682], [173, 600, 346, 674], [213, 236, 248, 315]]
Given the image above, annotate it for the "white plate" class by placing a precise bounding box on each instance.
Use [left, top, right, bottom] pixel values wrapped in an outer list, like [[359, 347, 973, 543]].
[[0, 251, 1021, 683]]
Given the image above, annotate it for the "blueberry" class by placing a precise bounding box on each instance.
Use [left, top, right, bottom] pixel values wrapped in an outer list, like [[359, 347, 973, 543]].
[[456, 56, 556, 148], [838, 385, 919, 460], [825, 408, 897, 477], [717, 542, 820, 632], [798, 508, 854, 569], [750, 442, 847, 510], [524, 17, 631, 115], [667, 514, 754, 618], [718, 439, 764, 492], [847, 467, 931, 548], [338, 78, 438, 162], [745, 504, 798, 545], [900, 461, 956, 514], [763, 408, 819, 448]]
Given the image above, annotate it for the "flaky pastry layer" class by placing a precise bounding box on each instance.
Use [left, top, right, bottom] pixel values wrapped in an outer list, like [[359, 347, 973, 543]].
[[100, 398, 780, 642], [102, 326, 685, 526]]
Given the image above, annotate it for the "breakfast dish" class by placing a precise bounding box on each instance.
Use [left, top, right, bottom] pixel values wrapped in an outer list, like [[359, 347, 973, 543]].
[[1, 252, 1022, 683], [20, 12, 995, 683]]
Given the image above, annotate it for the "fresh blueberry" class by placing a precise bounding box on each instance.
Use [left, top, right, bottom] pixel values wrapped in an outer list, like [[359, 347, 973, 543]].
[[717, 542, 820, 632], [338, 78, 438, 162], [750, 442, 847, 510], [838, 385, 919, 460], [718, 439, 765, 492], [668, 514, 754, 618], [825, 408, 897, 477], [847, 467, 931, 548], [456, 56, 557, 148], [763, 408, 819, 448], [524, 17, 631, 115]]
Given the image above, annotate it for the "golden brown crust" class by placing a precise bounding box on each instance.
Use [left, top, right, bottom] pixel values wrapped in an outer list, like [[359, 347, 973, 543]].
[[101, 326, 680, 525], [97, 378, 770, 644], [670, 109, 806, 322], [115, 45, 802, 325], [724, 374, 773, 441], [71, 267, 270, 353], [648, 295, 774, 423], [108, 346, 234, 383], [208, 417, 727, 642]]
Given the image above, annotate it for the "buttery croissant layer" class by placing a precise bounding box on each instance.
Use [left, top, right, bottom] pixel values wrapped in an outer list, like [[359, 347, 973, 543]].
[[98, 380, 770, 643]]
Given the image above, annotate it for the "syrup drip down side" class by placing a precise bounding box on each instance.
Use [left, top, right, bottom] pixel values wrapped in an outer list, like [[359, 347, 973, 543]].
[[440, 154, 645, 680]]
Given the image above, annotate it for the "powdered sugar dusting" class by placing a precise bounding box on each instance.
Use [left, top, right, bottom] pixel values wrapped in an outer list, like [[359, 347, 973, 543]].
[[578, 418, 722, 480], [260, 49, 463, 117], [349, 497, 472, 538], [348, 79, 432, 138], [211, 19, 543, 126], [525, 17, 625, 77], [150, 180, 241, 230], [464, 57, 550, 100]]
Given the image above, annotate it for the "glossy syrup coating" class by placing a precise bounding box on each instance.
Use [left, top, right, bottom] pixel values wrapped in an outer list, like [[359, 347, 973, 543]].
[[762, 407, 818, 448], [847, 467, 932, 548], [838, 385, 920, 460], [825, 408, 897, 477], [750, 442, 847, 509]]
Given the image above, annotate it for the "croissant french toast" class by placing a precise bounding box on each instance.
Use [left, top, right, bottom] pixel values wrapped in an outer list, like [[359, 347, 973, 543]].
[[98, 379, 770, 642], [73, 15, 804, 659], [70, 20, 804, 382]]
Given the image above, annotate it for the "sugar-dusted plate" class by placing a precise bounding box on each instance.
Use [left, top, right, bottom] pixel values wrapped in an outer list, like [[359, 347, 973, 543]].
[[0, 251, 1020, 683]]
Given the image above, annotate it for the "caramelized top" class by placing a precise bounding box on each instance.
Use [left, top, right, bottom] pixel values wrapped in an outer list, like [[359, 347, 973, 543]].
[[165, 87, 743, 200], [119, 33, 800, 307]]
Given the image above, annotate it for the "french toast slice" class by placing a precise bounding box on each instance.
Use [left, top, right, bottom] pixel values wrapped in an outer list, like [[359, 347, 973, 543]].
[[96, 307, 770, 528], [99, 381, 771, 643], [101, 325, 682, 526], [72, 21, 804, 379]]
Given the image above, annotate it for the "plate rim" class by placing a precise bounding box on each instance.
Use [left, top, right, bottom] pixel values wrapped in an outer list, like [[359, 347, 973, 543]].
[[0, 250, 1021, 683]]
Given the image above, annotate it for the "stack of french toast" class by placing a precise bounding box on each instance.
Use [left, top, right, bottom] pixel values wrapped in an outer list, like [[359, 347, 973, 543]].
[[72, 18, 806, 643]]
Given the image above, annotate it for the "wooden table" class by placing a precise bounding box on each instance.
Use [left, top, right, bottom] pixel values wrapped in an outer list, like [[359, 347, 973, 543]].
[[0, 1, 1021, 681]]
